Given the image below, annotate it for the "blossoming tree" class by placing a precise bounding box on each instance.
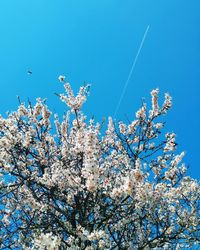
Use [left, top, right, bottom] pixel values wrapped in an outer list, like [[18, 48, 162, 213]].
[[0, 77, 199, 249]]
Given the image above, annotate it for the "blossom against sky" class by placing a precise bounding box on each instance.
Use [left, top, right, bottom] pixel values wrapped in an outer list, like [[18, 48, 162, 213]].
[[0, 0, 199, 178]]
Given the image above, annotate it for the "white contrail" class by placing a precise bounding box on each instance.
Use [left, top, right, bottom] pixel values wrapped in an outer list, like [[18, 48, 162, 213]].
[[114, 25, 150, 118]]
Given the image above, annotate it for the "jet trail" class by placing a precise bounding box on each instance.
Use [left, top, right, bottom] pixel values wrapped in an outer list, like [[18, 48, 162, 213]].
[[114, 25, 150, 118]]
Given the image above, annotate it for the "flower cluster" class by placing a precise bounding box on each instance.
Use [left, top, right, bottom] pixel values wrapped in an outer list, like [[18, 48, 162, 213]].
[[31, 233, 61, 250], [59, 77, 90, 112]]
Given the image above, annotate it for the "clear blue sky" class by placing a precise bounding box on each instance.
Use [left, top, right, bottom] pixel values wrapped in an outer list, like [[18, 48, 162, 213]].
[[0, 1, 199, 179]]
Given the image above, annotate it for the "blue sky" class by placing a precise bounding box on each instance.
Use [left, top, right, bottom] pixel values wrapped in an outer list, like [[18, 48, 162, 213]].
[[0, 1, 199, 179]]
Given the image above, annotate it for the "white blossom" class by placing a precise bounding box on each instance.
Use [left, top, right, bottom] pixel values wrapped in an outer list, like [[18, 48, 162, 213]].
[[0, 82, 199, 250], [58, 75, 66, 82]]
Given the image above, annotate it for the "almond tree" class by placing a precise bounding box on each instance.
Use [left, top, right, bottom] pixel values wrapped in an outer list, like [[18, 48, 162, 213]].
[[0, 77, 199, 249]]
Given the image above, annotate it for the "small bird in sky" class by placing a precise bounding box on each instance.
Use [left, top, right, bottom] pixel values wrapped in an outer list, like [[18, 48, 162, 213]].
[[27, 70, 32, 75]]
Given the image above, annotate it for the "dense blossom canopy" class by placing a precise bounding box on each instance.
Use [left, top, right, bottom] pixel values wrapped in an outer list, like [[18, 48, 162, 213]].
[[0, 78, 199, 249]]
